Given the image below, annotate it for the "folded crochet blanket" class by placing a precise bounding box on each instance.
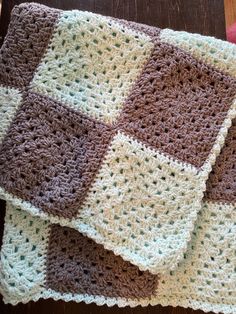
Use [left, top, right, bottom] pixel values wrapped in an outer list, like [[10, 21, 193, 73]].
[[1, 121, 235, 312], [0, 3, 235, 313]]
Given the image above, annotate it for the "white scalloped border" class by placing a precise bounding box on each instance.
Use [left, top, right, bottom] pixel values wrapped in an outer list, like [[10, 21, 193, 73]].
[[1, 285, 235, 314]]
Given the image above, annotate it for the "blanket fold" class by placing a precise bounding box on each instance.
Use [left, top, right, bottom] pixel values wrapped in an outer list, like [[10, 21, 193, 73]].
[[0, 3, 235, 313]]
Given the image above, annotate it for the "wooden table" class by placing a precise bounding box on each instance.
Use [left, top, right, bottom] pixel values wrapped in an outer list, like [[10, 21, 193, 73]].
[[0, 1, 226, 313]]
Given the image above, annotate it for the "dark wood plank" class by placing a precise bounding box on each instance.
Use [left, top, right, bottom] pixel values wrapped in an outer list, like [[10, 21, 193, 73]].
[[0, 0, 225, 313], [0, 0, 226, 42]]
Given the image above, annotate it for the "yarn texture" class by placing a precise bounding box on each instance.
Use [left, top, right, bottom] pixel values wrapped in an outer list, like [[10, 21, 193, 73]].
[[0, 3, 235, 313]]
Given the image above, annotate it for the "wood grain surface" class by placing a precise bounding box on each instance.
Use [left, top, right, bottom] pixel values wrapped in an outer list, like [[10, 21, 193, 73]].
[[224, 0, 236, 27], [0, 0, 226, 41], [0, 1, 225, 313]]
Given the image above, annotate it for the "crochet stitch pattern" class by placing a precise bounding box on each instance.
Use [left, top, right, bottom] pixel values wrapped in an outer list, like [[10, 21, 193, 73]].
[[0, 116, 235, 312], [0, 4, 235, 309]]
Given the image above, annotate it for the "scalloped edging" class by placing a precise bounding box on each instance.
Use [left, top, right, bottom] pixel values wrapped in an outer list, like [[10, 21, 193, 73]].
[[1, 285, 235, 314]]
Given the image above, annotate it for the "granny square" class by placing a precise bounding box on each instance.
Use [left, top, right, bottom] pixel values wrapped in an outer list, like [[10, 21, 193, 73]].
[[0, 91, 113, 218], [30, 10, 154, 124]]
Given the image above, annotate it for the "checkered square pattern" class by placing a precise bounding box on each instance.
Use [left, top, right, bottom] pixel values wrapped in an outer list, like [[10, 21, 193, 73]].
[[0, 2, 236, 279]]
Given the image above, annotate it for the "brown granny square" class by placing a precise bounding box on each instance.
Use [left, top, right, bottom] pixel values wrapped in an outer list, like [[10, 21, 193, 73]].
[[118, 41, 236, 168], [0, 91, 113, 218], [0, 3, 60, 88]]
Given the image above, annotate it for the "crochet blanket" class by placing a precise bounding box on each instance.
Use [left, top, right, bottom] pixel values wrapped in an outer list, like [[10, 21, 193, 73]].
[[0, 3, 235, 313]]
